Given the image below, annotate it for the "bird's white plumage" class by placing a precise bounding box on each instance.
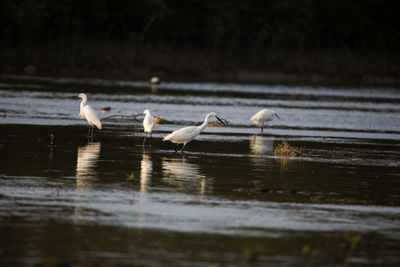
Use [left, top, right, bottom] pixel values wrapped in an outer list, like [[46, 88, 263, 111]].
[[143, 109, 155, 133], [149, 76, 160, 84], [78, 93, 102, 131], [163, 125, 199, 144], [250, 109, 279, 132], [163, 112, 224, 151], [251, 109, 275, 125], [83, 105, 102, 129]]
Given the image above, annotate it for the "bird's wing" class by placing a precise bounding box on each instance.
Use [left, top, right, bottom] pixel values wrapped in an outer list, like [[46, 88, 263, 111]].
[[143, 115, 155, 133], [250, 113, 259, 123], [261, 110, 274, 120], [251, 111, 264, 123], [164, 126, 198, 142], [79, 109, 85, 119], [251, 109, 274, 123], [84, 105, 102, 129]]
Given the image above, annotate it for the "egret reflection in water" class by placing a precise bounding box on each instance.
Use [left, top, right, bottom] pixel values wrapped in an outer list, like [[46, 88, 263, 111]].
[[140, 151, 153, 193], [76, 142, 101, 179], [162, 157, 209, 194], [137, 150, 154, 228], [74, 142, 101, 223], [249, 133, 274, 169], [249, 133, 274, 154]]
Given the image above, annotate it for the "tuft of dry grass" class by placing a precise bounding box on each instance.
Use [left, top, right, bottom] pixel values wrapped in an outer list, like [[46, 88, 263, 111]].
[[274, 140, 310, 157]]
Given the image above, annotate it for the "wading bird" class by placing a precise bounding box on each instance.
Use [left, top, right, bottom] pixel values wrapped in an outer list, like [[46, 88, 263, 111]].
[[163, 112, 227, 153], [149, 76, 160, 84], [142, 109, 155, 145], [250, 109, 280, 132], [78, 93, 102, 136]]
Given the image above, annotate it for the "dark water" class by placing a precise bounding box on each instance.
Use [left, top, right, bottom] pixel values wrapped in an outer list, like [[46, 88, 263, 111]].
[[1, 75, 400, 266]]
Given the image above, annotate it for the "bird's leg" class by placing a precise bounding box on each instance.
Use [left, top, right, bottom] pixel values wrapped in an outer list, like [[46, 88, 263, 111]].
[[149, 133, 152, 147], [174, 144, 178, 152], [87, 126, 91, 137], [143, 134, 147, 146], [91, 126, 94, 136], [181, 143, 187, 153], [261, 124, 264, 133]]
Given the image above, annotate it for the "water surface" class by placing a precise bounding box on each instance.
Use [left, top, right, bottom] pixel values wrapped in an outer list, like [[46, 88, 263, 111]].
[[1, 75, 400, 266]]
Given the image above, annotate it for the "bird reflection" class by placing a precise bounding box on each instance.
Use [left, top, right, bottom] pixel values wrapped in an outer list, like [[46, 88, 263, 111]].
[[249, 133, 274, 169], [74, 142, 101, 224], [162, 157, 209, 194], [140, 151, 153, 193], [136, 150, 154, 228], [76, 142, 101, 179], [250, 133, 274, 154], [149, 84, 158, 93]]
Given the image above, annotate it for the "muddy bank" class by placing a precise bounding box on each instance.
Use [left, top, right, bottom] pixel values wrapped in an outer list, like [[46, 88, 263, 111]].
[[1, 41, 399, 86]]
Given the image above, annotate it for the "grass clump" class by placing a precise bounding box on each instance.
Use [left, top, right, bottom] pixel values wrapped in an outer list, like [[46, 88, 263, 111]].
[[274, 140, 310, 157], [344, 232, 363, 250], [242, 243, 263, 261], [126, 172, 135, 182]]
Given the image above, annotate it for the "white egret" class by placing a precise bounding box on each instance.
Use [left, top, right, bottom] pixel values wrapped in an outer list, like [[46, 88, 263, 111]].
[[250, 109, 280, 132], [163, 112, 227, 152], [149, 76, 160, 84], [142, 109, 155, 145], [78, 93, 102, 136]]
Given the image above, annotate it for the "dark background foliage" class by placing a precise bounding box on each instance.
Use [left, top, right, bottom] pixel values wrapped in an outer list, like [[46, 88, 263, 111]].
[[2, 0, 399, 52], [1, 0, 399, 83]]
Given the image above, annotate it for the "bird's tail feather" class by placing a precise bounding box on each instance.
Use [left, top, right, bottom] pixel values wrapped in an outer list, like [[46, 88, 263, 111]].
[[95, 121, 102, 130]]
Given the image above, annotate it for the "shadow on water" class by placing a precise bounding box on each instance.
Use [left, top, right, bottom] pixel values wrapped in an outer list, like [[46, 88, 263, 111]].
[[1, 76, 400, 266]]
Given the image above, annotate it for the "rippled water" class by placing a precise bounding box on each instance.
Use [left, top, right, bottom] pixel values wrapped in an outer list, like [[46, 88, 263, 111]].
[[1, 75, 400, 266]]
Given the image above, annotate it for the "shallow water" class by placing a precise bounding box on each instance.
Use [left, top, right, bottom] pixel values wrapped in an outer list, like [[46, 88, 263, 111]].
[[1, 75, 400, 266]]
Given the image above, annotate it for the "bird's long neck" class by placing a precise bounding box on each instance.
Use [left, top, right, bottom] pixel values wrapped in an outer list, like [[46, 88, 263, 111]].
[[79, 98, 87, 118], [198, 114, 211, 131], [145, 112, 154, 123], [80, 97, 87, 108]]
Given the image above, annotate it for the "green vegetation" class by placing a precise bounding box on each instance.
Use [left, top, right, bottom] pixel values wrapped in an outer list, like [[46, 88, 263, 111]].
[[242, 243, 264, 261], [126, 171, 135, 182], [1, 0, 399, 84], [49, 133, 54, 145], [344, 232, 363, 250], [343, 232, 363, 267], [301, 244, 312, 256], [2, 0, 399, 52]]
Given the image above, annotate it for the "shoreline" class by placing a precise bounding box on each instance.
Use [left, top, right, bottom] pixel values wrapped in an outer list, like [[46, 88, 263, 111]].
[[1, 42, 399, 87], [3, 70, 399, 88]]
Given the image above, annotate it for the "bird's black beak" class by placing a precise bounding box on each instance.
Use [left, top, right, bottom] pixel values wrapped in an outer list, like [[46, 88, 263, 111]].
[[275, 113, 281, 119], [216, 116, 228, 126]]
